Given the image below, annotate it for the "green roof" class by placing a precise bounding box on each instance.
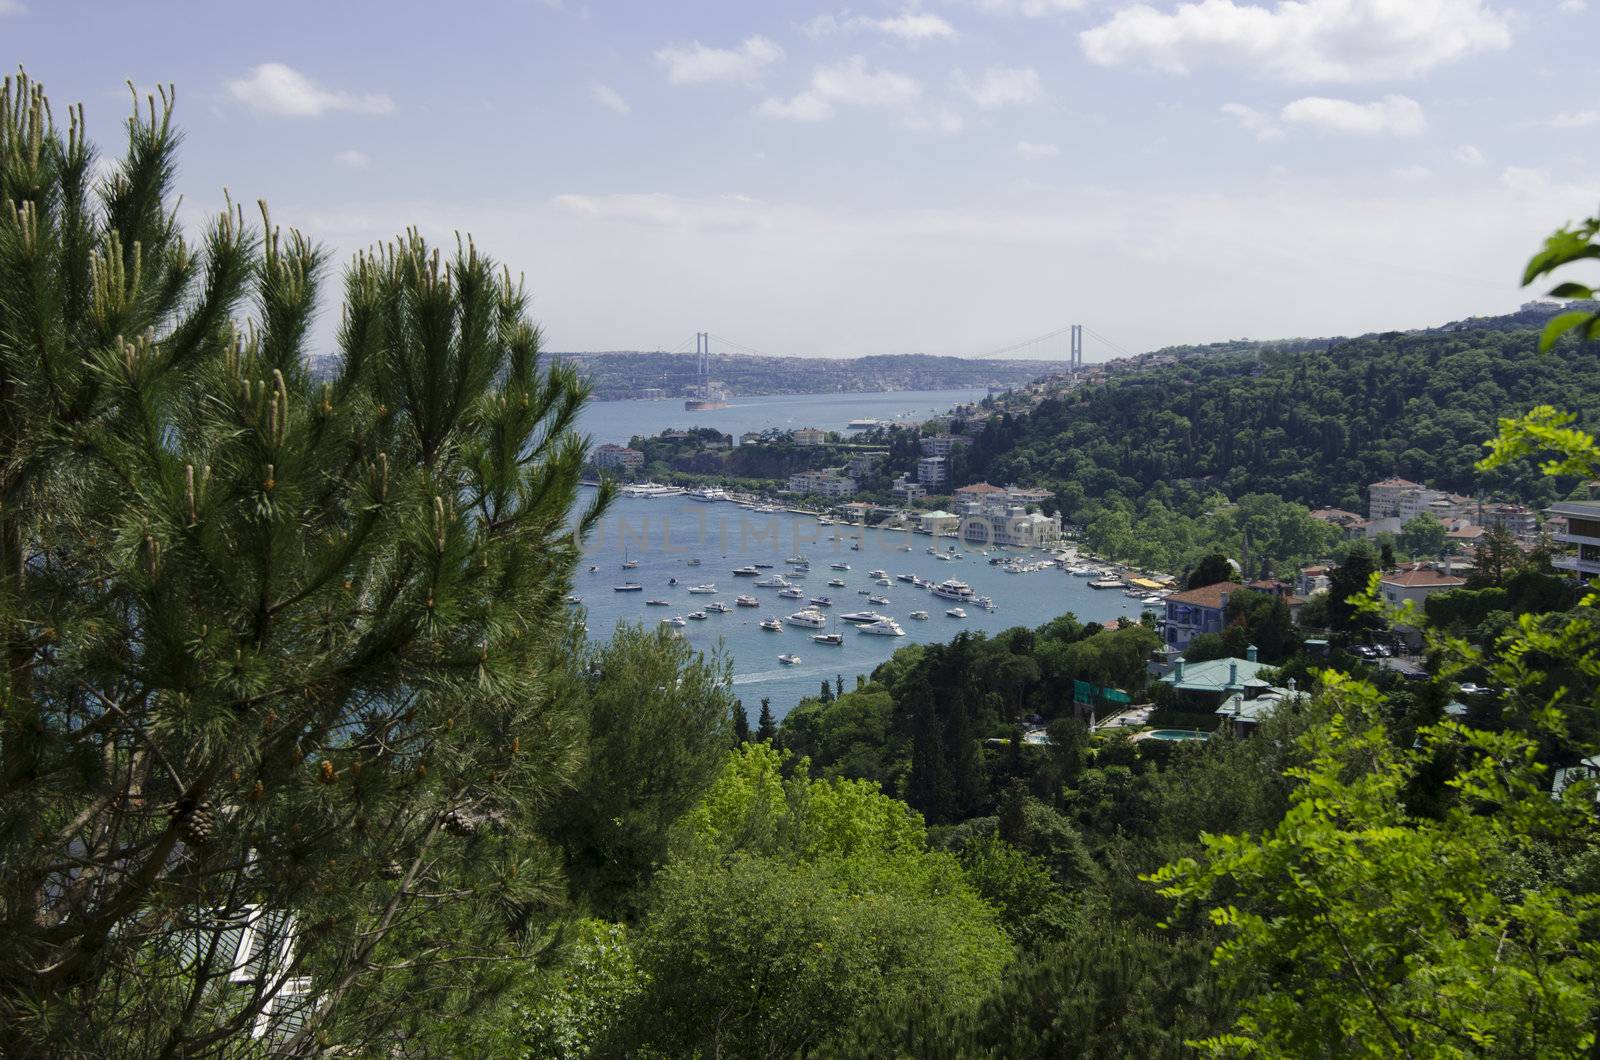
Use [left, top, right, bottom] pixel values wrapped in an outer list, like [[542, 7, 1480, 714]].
[[1162, 656, 1271, 694]]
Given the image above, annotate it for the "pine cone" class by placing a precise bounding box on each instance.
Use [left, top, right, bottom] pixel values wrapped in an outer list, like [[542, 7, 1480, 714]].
[[172, 799, 215, 846], [380, 860, 404, 879], [441, 808, 477, 837]]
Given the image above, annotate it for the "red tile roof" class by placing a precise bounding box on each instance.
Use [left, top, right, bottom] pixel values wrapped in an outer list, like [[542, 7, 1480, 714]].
[[1372, 477, 1422, 488], [954, 482, 1006, 494], [1380, 569, 1468, 588], [1164, 581, 1243, 609]]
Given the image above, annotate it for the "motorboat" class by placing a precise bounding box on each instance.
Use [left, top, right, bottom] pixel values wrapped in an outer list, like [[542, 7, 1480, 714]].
[[668, 615, 687, 627], [945, 607, 967, 619], [686, 557, 702, 566], [587, 565, 598, 573], [786, 570, 807, 580], [809, 596, 833, 607], [733, 566, 761, 577], [869, 570, 888, 579], [760, 617, 783, 631], [909, 610, 929, 621], [931, 579, 975, 602], [785, 609, 828, 629], [687, 611, 708, 621], [646, 598, 671, 606], [867, 594, 890, 605], [735, 595, 760, 607], [875, 578, 891, 587], [812, 632, 845, 646], [858, 617, 906, 636], [564, 594, 581, 605], [857, 588, 872, 595], [753, 562, 774, 569], [828, 578, 846, 588], [622, 559, 638, 570], [613, 582, 644, 592], [975, 596, 996, 610], [1089, 577, 1127, 590], [895, 573, 916, 583], [705, 601, 732, 613], [687, 584, 718, 594], [850, 542, 861, 551], [831, 562, 851, 570], [779, 587, 805, 599], [785, 555, 809, 566], [839, 610, 890, 624], [1068, 566, 1096, 577], [778, 653, 802, 665], [755, 574, 790, 588]]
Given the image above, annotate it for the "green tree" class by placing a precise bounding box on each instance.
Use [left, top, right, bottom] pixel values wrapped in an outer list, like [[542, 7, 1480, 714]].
[[1399, 511, 1448, 558], [1186, 552, 1235, 589], [548, 623, 733, 917], [732, 699, 751, 745], [0, 73, 609, 1055], [1469, 523, 1521, 587], [756, 697, 777, 741], [1327, 540, 1383, 634]]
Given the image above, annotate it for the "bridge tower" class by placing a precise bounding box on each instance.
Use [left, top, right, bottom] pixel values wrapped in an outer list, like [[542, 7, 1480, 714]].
[[1070, 324, 1083, 371]]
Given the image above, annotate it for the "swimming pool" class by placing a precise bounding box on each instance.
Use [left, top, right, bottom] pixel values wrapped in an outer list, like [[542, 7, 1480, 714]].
[[1145, 729, 1212, 742]]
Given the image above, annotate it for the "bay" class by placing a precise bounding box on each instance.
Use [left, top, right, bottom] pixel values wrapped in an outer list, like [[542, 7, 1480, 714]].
[[572, 493, 1141, 721], [574, 388, 992, 447]]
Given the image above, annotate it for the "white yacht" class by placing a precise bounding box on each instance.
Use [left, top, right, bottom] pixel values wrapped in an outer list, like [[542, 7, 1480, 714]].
[[785, 555, 809, 566], [760, 617, 782, 631], [754, 574, 790, 588], [646, 598, 671, 606], [705, 601, 732, 613], [564, 594, 581, 605], [735, 595, 760, 607], [831, 562, 851, 571], [778, 653, 802, 665], [930, 579, 975, 602], [828, 578, 846, 588], [867, 594, 890, 605], [613, 582, 644, 592], [779, 587, 805, 599], [687, 611, 708, 620], [687, 487, 731, 502], [785, 609, 828, 629], [895, 573, 917, 583], [868, 569, 888, 579], [668, 615, 687, 627], [857, 617, 906, 636], [909, 610, 929, 621], [809, 596, 833, 607], [687, 583, 718, 594], [945, 607, 967, 619], [733, 565, 761, 577], [839, 610, 891, 624], [812, 631, 845, 646]]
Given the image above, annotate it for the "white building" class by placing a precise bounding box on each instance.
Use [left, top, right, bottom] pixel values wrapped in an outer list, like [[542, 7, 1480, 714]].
[[919, 510, 960, 536], [1547, 501, 1600, 577], [1377, 565, 1469, 610], [787, 469, 857, 497], [919, 433, 971, 457], [791, 427, 827, 447], [892, 474, 926, 502], [593, 443, 644, 473], [960, 505, 1062, 548], [917, 455, 948, 488]]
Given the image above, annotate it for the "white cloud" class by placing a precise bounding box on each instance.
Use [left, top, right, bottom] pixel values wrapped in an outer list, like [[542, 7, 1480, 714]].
[[1280, 94, 1425, 136], [956, 0, 1087, 15], [1500, 166, 1551, 195], [1080, 0, 1511, 83], [0, 1, 27, 14], [1454, 144, 1486, 165], [760, 57, 922, 121], [1221, 102, 1284, 141], [1016, 140, 1061, 159], [1392, 164, 1432, 181], [809, 9, 959, 39], [591, 83, 631, 115], [333, 149, 370, 168], [655, 36, 783, 85], [1540, 109, 1600, 128], [226, 63, 394, 118], [957, 66, 1042, 107], [1558, 0, 1586, 11], [907, 109, 967, 133]]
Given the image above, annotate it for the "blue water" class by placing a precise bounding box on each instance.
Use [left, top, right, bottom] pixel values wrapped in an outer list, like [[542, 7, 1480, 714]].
[[572, 494, 1138, 720], [574, 388, 990, 447]]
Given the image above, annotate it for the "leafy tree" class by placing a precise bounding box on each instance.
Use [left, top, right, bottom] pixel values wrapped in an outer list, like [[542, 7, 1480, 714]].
[[1186, 552, 1235, 589], [1469, 524, 1521, 587], [1399, 511, 1448, 558], [548, 622, 733, 917], [0, 73, 608, 1055], [819, 678, 834, 703], [1327, 540, 1383, 633], [1223, 588, 1300, 663]]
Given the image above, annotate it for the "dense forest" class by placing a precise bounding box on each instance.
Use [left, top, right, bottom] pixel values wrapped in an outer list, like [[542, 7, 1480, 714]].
[[954, 319, 1600, 515]]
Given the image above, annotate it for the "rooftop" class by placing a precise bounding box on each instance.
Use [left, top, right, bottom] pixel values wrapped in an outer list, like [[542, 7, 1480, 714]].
[[1164, 581, 1243, 609], [1163, 654, 1271, 694], [1380, 568, 1469, 588], [1372, 477, 1423, 488], [954, 482, 1007, 495]]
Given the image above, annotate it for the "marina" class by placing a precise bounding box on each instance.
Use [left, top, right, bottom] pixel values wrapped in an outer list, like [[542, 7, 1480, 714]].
[[574, 491, 1153, 719]]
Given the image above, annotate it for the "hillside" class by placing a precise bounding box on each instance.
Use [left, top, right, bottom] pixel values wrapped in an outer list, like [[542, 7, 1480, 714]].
[[954, 314, 1600, 518], [557, 350, 1071, 400]]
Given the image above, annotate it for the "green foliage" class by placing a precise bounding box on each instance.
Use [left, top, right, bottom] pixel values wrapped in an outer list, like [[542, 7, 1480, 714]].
[[0, 72, 608, 1055], [515, 919, 642, 1060], [548, 622, 733, 917], [1399, 511, 1449, 558], [1187, 552, 1236, 589]]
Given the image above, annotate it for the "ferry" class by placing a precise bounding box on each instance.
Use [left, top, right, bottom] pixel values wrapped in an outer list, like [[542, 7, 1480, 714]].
[[858, 617, 906, 636], [778, 653, 802, 665], [620, 482, 686, 499], [839, 610, 890, 624], [760, 617, 783, 631], [733, 566, 761, 577], [785, 609, 828, 629], [931, 579, 975, 602], [686, 584, 718, 594], [613, 582, 644, 592], [735, 595, 759, 607], [755, 574, 790, 588], [909, 610, 929, 621], [687, 487, 731, 503], [811, 632, 845, 646], [945, 607, 967, 619]]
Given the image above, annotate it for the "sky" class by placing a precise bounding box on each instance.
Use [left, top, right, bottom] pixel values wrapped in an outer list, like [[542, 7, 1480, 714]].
[[6, 0, 1599, 360]]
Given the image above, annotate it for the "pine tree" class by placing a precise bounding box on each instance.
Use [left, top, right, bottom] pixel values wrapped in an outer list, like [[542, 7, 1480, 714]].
[[757, 698, 777, 742], [835, 673, 845, 698], [732, 699, 751, 745], [819, 679, 834, 703], [0, 73, 610, 1056]]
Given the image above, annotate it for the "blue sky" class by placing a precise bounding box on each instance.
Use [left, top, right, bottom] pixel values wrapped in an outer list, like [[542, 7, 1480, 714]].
[[7, 0, 1598, 359]]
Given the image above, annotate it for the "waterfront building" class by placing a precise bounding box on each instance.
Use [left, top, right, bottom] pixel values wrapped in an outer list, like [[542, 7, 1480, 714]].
[[919, 510, 960, 536], [892, 474, 926, 502], [1161, 581, 1242, 653], [791, 427, 827, 447], [786, 469, 857, 497], [593, 443, 644, 473]]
